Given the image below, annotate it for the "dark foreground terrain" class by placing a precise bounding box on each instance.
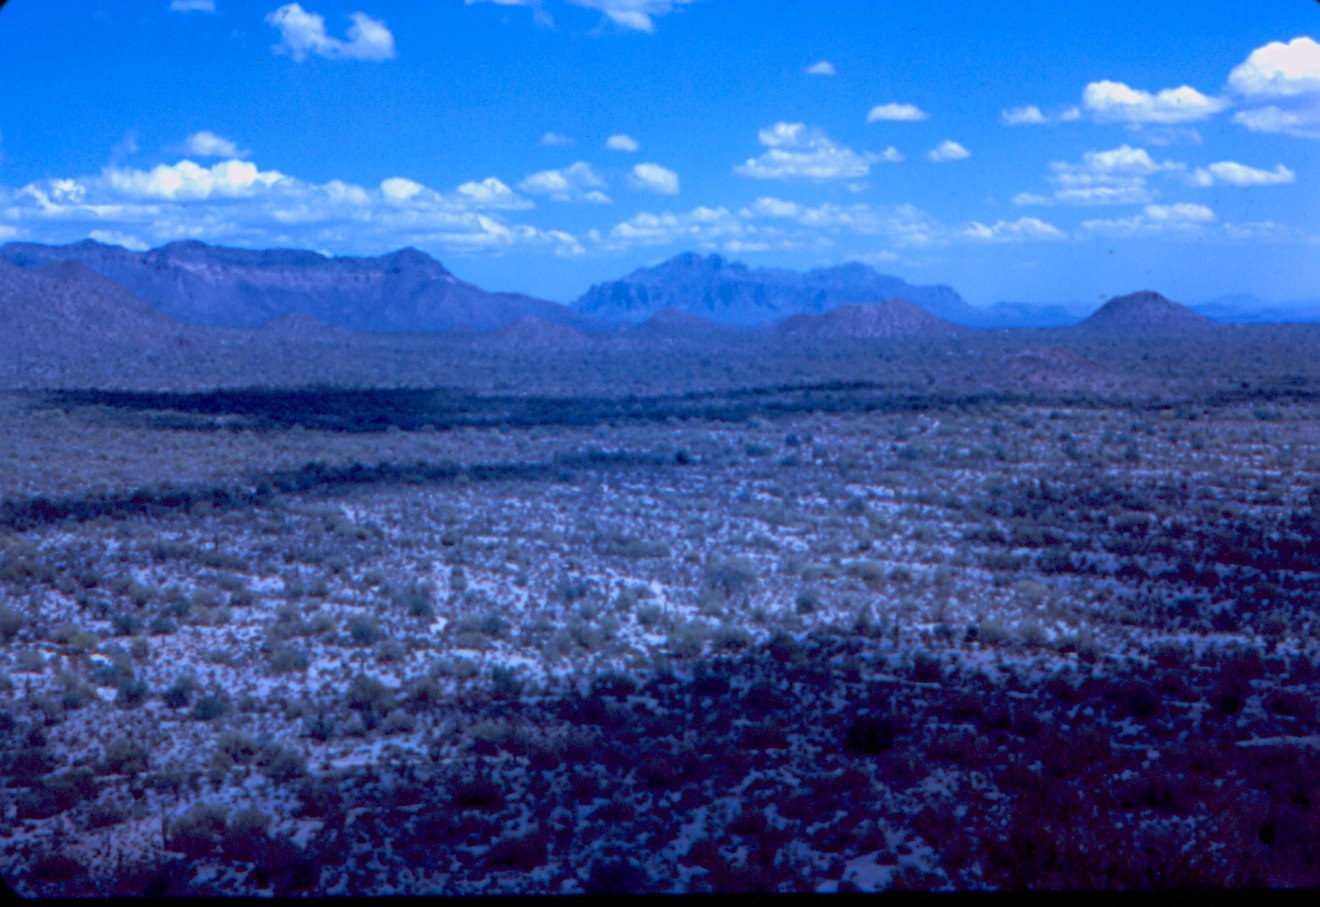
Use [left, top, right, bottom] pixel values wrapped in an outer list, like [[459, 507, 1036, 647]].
[[1, 327, 1318, 894]]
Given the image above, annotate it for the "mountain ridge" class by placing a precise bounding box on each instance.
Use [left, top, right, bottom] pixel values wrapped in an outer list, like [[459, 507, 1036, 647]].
[[0, 239, 593, 334], [573, 252, 980, 326]]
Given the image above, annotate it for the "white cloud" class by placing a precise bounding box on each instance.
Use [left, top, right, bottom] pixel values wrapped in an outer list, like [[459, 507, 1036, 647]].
[[735, 122, 881, 182], [806, 60, 836, 76], [566, 0, 694, 33], [1231, 105, 1320, 139], [105, 159, 286, 200], [456, 177, 532, 209], [1082, 202, 1216, 237], [605, 134, 640, 152], [183, 131, 249, 159], [0, 225, 18, 241], [867, 102, 929, 122], [877, 146, 903, 163], [380, 177, 424, 202], [1001, 105, 1048, 125], [629, 162, 679, 194], [1022, 144, 1184, 207], [606, 205, 742, 249], [265, 3, 396, 62], [88, 229, 149, 250], [1082, 80, 1226, 124], [1011, 192, 1053, 207], [540, 132, 575, 147], [170, 0, 216, 12], [1077, 145, 1182, 176], [1228, 36, 1320, 98], [927, 140, 970, 163], [7, 155, 580, 257], [741, 197, 800, 218], [518, 161, 610, 203], [1188, 161, 1295, 188], [959, 217, 1065, 242]]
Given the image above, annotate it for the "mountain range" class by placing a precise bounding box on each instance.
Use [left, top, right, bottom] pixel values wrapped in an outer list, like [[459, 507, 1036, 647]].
[[0, 239, 592, 334], [1, 239, 1314, 342], [572, 252, 979, 326]]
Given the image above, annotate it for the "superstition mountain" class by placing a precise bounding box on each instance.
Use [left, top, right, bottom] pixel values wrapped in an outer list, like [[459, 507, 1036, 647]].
[[572, 252, 980, 326]]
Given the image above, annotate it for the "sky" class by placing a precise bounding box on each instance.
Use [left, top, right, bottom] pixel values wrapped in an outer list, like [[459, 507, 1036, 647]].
[[0, 1, 1317, 306]]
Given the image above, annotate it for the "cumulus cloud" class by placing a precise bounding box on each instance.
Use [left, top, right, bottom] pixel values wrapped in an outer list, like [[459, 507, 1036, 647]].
[[1001, 105, 1084, 126], [806, 60, 836, 76], [601, 197, 1075, 256], [266, 3, 396, 62], [170, 0, 216, 11], [183, 131, 250, 159], [1081, 202, 1216, 237], [1018, 144, 1185, 207], [735, 122, 883, 182], [867, 103, 928, 122], [629, 162, 679, 194], [540, 132, 575, 147], [456, 177, 532, 208], [518, 161, 610, 203], [959, 217, 1066, 242], [927, 140, 970, 163], [605, 205, 741, 249], [88, 230, 149, 250], [1226, 36, 1320, 139], [1228, 36, 1320, 98], [1187, 161, 1295, 188], [1001, 105, 1048, 126], [567, 0, 694, 33], [104, 159, 286, 200], [6, 156, 579, 257], [605, 134, 640, 152], [1082, 80, 1226, 124]]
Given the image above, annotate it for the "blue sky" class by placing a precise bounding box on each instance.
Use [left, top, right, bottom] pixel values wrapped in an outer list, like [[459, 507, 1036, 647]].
[[0, 1, 1317, 305]]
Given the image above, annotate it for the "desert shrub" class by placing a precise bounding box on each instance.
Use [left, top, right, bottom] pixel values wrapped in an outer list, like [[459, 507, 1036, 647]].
[[451, 775, 504, 811], [585, 857, 651, 894], [910, 652, 943, 683], [712, 624, 752, 651], [434, 656, 479, 679], [222, 807, 272, 861], [101, 736, 149, 776], [391, 582, 434, 618], [30, 853, 86, 884], [636, 603, 664, 627], [168, 803, 229, 858], [667, 622, 707, 658], [116, 675, 151, 709], [381, 709, 416, 735], [346, 673, 394, 717], [844, 714, 899, 755], [268, 646, 311, 673], [704, 557, 757, 599], [0, 605, 25, 641], [846, 559, 886, 588], [85, 800, 129, 830], [191, 693, 228, 722], [795, 589, 821, 614], [490, 664, 524, 700], [486, 829, 548, 872], [161, 675, 195, 709], [347, 614, 382, 647]]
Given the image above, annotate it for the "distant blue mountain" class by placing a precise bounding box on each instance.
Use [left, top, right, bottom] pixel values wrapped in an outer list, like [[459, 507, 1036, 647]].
[[1193, 293, 1320, 324], [572, 252, 981, 326], [0, 239, 597, 334]]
